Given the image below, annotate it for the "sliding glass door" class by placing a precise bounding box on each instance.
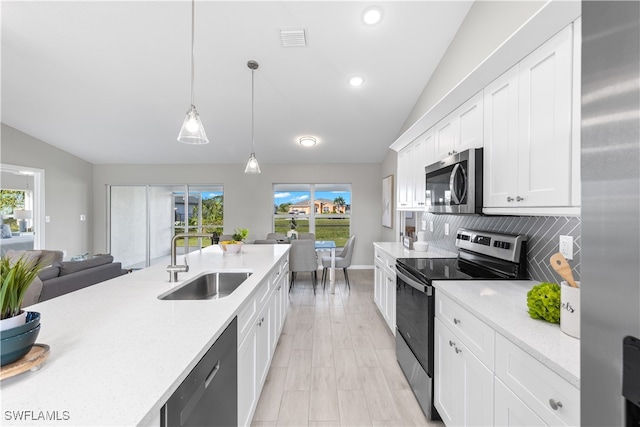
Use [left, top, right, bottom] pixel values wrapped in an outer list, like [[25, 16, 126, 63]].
[[109, 184, 223, 269]]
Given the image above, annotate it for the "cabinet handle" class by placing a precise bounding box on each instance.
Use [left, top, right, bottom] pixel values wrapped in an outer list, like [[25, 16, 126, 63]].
[[453, 318, 461, 325], [549, 399, 563, 410], [455, 347, 462, 354], [449, 340, 455, 347], [277, 285, 282, 291], [516, 196, 524, 202], [506, 196, 514, 202], [258, 317, 265, 327]]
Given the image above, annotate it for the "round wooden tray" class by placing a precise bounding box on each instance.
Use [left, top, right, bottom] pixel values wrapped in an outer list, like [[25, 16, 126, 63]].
[[0, 344, 50, 380]]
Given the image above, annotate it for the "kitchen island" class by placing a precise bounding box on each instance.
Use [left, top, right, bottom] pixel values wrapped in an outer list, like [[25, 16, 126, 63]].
[[1, 244, 289, 426]]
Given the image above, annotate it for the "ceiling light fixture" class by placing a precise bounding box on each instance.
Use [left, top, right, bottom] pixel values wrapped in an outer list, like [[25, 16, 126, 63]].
[[363, 7, 382, 25], [177, 0, 209, 144], [244, 60, 261, 174], [349, 76, 365, 87], [299, 136, 318, 147]]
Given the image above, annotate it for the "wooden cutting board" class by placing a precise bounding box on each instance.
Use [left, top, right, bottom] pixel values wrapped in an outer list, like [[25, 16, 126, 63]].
[[1, 344, 50, 380]]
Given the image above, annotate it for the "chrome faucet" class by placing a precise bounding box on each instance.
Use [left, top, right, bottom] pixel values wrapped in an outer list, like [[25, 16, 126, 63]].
[[167, 233, 215, 282]]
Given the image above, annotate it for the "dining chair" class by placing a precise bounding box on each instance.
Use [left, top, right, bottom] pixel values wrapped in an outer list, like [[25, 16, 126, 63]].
[[253, 239, 277, 244], [266, 232, 288, 243], [288, 239, 319, 294], [298, 232, 315, 240], [321, 235, 356, 291]]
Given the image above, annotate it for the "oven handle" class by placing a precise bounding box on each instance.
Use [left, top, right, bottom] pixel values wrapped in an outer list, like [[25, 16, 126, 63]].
[[396, 266, 432, 296]]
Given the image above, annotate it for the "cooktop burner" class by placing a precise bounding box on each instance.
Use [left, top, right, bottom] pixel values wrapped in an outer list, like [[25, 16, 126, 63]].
[[397, 228, 529, 283]]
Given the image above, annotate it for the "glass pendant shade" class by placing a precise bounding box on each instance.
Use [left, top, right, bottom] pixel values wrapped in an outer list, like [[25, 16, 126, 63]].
[[178, 105, 209, 144], [244, 152, 261, 174]]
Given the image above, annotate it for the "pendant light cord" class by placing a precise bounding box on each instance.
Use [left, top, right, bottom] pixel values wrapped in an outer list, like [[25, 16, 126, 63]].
[[251, 68, 255, 152], [190, 0, 195, 106]]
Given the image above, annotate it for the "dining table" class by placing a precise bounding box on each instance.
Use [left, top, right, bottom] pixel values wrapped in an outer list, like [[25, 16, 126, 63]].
[[314, 240, 336, 294]]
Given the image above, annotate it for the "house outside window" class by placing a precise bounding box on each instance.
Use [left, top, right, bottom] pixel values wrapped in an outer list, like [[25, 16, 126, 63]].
[[273, 183, 351, 247]]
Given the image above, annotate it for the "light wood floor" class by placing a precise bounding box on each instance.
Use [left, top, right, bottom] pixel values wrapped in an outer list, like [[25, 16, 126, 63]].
[[251, 269, 443, 427]]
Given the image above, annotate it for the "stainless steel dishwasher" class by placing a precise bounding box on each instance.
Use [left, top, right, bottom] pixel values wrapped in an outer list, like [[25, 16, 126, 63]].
[[161, 317, 237, 427]]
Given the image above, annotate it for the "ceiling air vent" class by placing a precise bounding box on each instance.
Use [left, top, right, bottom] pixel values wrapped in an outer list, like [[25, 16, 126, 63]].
[[280, 29, 307, 47]]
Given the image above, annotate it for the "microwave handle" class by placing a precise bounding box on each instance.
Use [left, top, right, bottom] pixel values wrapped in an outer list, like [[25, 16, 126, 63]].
[[449, 163, 467, 205]]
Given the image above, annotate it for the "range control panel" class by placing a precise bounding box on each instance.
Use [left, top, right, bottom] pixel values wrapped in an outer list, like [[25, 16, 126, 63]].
[[455, 228, 527, 262]]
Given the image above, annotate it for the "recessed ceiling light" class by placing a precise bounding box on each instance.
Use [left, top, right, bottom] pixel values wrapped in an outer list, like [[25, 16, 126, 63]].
[[363, 7, 382, 25], [349, 76, 365, 87], [299, 136, 318, 147]]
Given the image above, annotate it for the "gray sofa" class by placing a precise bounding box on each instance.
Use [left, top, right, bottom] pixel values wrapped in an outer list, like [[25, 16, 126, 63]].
[[38, 254, 128, 302], [6, 250, 128, 306]]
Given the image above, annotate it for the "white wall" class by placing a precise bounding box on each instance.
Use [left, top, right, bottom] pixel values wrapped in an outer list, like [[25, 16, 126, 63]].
[[1, 124, 94, 257], [93, 163, 382, 266], [399, 0, 546, 134]]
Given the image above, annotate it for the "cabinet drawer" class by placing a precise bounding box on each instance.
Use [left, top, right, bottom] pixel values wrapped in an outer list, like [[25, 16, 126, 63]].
[[374, 249, 391, 271], [436, 292, 494, 369], [495, 334, 579, 426], [495, 377, 546, 426], [255, 275, 272, 306], [237, 296, 257, 342]]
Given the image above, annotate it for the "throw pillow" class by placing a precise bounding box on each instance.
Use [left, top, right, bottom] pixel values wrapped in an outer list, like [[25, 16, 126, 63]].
[[22, 276, 43, 308], [1, 224, 12, 239], [5, 250, 42, 268]]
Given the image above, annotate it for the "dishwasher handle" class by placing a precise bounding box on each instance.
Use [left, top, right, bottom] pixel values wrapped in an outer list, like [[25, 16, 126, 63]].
[[205, 361, 221, 389]]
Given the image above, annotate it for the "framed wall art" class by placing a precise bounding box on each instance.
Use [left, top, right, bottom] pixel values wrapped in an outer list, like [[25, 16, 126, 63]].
[[382, 175, 393, 228]]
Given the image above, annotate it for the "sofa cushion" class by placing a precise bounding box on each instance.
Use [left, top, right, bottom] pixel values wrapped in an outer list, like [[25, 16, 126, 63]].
[[38, 266, 60, 281], [58, 255, 114, 276]]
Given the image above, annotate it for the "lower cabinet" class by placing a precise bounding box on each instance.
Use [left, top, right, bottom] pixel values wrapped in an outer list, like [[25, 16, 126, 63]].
[[434, 318, 494, 427], [237, 257, 289, 426], [373, 247, 396, 333], [435, 293, 580, 427], [495, 378, 546, 426]]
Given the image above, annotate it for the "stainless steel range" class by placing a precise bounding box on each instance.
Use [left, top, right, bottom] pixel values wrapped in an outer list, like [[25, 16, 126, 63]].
[[395, 228, 528, 420]]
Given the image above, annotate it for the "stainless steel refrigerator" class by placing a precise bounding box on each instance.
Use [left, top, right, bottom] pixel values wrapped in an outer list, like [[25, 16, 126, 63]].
[[582, 1, 640, 425]]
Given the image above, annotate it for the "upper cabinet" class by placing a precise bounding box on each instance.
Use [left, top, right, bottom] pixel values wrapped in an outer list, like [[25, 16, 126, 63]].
[[483, 24, 577, 215], [435, 91, 484, 160], [397, 128, 435, 211]]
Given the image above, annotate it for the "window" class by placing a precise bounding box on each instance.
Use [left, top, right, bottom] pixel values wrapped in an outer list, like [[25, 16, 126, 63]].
[[273, 184, 351, 247]]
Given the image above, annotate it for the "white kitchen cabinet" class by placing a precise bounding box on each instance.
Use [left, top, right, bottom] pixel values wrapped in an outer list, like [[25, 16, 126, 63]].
[[373, 247, 396, 333], [397, 144, 413, 210], [238, 325, 258, 427], [238, 257, 289, 426], [495, 377, 546, 426], [434, 91, 484, 160], [495, 334, 580, 426], [484, 24, 576, 214], [397, 128, 434, 210], [434, 318, 494, 427]]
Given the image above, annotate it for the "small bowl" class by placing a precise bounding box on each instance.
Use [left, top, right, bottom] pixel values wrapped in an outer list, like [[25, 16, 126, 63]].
[[0, 312, 41, 340], [413, 241, 429, 252], [1, 323, 41, 366], [219, 243, 242, 254]]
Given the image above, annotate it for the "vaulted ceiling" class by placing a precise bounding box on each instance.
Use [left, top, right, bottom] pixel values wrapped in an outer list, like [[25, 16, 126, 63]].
[[2, 1, 472, 165]]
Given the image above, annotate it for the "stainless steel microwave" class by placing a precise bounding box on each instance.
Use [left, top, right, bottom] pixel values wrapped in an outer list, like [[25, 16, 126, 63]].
[[425, 148, 483, 214]]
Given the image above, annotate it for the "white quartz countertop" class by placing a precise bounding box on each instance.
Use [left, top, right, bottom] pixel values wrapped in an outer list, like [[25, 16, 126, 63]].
[[434, 280, 580, 388], [373, 242, 457, 259], [1, 244, 289, 426]]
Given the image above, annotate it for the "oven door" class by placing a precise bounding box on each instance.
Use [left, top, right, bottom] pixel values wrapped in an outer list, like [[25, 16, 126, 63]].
[[395, 262, 433, 375]]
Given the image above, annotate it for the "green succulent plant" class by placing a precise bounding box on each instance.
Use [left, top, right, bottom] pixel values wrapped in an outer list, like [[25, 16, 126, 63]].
[[526, 282, 561, 324], [231, 228, 249, 242], [0, 255, 47, 320]]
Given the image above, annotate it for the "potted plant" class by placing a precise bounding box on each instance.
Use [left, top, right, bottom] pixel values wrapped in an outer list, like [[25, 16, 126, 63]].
[[219, 228, 249, 254], [287, 218, 298, 240], [0, 254, 46, 330]]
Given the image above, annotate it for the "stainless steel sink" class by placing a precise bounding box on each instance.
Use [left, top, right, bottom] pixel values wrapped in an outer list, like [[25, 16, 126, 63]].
[[158, 272, 252, 300]]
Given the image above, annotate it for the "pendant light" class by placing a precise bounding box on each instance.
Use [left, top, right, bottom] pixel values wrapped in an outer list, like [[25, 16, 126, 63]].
[[177, 0, 209, 144], [244, 60, 261, 174]]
